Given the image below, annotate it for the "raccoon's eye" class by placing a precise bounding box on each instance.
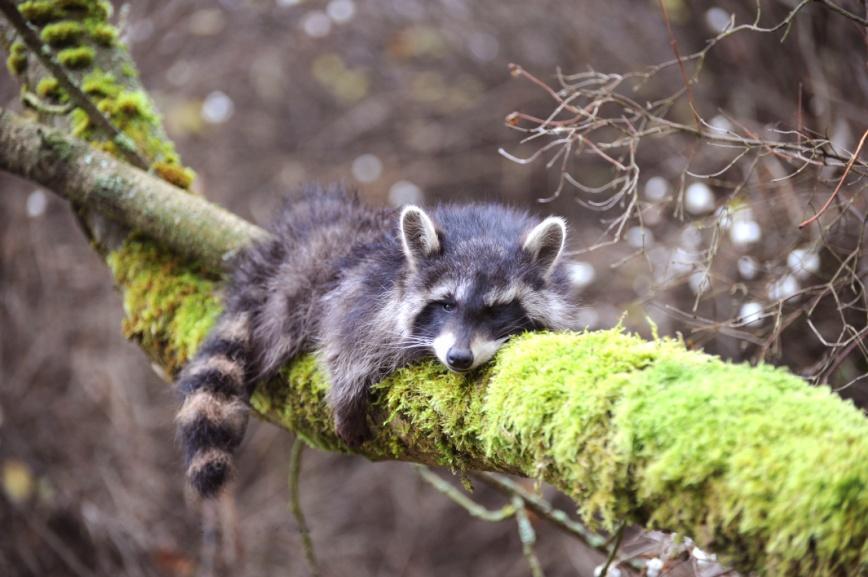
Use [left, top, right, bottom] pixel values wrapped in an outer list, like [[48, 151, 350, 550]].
[[439, 300, 457, 312]]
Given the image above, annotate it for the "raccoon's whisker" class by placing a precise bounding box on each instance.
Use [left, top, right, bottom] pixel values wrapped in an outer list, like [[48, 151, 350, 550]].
[[495, 323, 527, 338]]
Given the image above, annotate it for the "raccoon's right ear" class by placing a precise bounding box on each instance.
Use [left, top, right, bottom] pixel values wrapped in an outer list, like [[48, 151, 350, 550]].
[[523, 216, 567, 277], [400, 205, 441, 266]]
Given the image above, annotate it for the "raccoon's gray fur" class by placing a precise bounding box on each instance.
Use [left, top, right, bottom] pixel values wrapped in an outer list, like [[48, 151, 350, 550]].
[[176, 184, 579, 497]]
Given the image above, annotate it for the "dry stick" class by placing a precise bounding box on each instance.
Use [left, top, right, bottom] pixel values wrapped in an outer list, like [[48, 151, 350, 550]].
[[513, 496, 546, 577], [799, 129, 868, 229], [814, 0, 868, 26], [474, 472, 609, 551], [509, 63, 579, 113], [818, 324, 868, 384], [598, 523, 626, 577], [0, 0, 149, 170], [289, 439, 322, 577], [415, 466, 515, 522], [656, 0, 701, 129]]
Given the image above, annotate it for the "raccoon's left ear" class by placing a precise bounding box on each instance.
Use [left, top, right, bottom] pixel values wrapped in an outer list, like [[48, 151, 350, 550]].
[[523, 216, 567, 276], [400, 205, 441, 266]]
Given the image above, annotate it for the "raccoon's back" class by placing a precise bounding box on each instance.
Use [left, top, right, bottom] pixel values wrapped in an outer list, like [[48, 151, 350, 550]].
[[224, 184, 395, 369], [273, 184, 394, 291]]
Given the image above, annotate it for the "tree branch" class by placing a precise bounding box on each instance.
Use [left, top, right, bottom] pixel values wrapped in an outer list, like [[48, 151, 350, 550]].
[[0, 108, 266, 269], [1, 106, 867, 577], [0, 0, 148, 169], [1, 4, 867, 574]]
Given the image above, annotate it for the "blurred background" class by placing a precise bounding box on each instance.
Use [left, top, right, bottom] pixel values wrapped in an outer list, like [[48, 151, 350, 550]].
[[1, 0, 865, 576]]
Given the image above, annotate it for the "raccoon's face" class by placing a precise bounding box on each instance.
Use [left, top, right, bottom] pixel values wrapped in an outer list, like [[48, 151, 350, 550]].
[[398, 205, 570, 373]]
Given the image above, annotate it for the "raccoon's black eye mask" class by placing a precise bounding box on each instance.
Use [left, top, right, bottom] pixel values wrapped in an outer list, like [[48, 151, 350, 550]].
[[417, 296, 534, 339], [437, 298, 457, 312]]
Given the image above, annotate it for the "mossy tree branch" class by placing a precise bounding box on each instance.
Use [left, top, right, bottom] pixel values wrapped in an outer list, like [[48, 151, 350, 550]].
[[0, 108, 266, 268], [1, 5, 867, 577], [0, 0, 148, 169], [2, 81, 868, 577], [107, 231, 868, 577], [0, 0, 196, 261]]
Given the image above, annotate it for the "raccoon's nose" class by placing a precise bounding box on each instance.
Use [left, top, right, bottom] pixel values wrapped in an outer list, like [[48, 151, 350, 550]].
[[446, 348, 474, 371]]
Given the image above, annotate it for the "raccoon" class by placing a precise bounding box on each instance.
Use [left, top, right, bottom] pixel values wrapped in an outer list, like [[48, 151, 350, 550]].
[[176, 184, 579, 497]]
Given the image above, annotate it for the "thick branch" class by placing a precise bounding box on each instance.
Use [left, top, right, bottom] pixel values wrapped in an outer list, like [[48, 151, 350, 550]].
[[0, 108, 266, 268], [2, 107, 868, 577]]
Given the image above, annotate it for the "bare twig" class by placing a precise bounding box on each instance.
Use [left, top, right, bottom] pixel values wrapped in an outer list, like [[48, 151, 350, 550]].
[[656, 0, 700, 128], [416, 466, 516, 522], [513, 496, 546, 577], [799, 129, 868, 228], [475, 472, 608, 551], [289, 438, 322, 577], [814, 0, 868, 26], [598, 523, 626, 577]]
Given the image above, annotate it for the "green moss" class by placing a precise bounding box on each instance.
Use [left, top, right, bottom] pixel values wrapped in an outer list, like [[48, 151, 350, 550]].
[[69, 107, 90, 138], [18, 1, 63, 24], [56, 45, 94, 69], [40, 21, 85, 47], [106, 234, 868, 577], [477, 331, 868, 576], [6, 42, 28, 76], [88, 22, 117, 46], [20, 12, 195, 188], [612, 359, 868, 576], [152, 161, 196, 190], [75, 69, 192, 178], [113, 91, 151, 117], [373, 360, 494, 469], [252, 358, 345, 453], [106, 239, 221, 375], [36, 77, 63, 99], [55, 0, 111, 19], [55, 0, 90, 11], [81, 70, 120, 98]]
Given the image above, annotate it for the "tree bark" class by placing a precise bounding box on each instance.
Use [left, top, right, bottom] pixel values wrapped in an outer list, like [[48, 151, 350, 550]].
[[1, 4, 866, 577], [0, 108, 266, 269]]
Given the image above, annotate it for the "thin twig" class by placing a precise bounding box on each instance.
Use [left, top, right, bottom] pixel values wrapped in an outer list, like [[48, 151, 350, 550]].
[[475, 472, 608, 550], [814, 0, 868, 26], [289, 438, 322, 577], [598, 523, 626, 577], [416, 466, 515, 522], [513, 496, 546, 577], [799, 129, 867, 228], [656, 0, 700, 128]]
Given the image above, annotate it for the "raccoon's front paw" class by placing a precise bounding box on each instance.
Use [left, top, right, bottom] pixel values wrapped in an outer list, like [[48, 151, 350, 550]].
[[334, 409, 370, 448]]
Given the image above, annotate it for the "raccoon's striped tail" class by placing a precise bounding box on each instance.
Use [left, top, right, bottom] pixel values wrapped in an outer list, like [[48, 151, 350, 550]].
[[176, 312, 251, 498]]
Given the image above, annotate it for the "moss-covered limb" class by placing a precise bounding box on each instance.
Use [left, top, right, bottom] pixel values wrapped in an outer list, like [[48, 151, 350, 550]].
[[108, 237, 868, 577], [0, 0, 147, 168], [0, 0, 196, 272], [1, 6, 866, 577], [0, 0, 189, 176], [0, 109, 267, 269]]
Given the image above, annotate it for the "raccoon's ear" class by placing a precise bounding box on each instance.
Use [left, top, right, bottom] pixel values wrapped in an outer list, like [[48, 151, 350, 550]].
[[400, 205, 440, 266], [523, 216, 566, 276]]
